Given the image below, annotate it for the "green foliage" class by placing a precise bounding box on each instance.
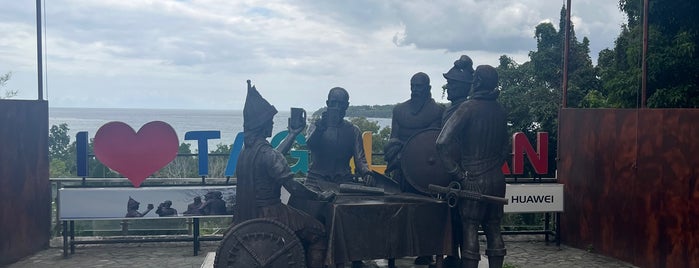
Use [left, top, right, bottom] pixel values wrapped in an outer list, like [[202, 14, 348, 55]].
[[600, 0, 699, 108], [86, 138, 120, 178], [497, 6, 601, 177], [208, 143, 233, 178], [48, 123, 121, 178], [178, 142, 193, 154], [48, 123, 76, 177], [50, 158, 71, 178], [211, 143, 232, 154], [349, 117, 390, 165], [0, 71, 18, 99], [350, 117, 380, 133], [346, 104, 394, 118], [503, 263, 518, 268], [580, 90, 609, 108], [49, 124, 71, 160], [500, 213, 548, 231], [157, 142, 198, 178]]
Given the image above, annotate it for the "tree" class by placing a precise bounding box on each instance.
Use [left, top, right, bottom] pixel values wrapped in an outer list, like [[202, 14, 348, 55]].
[[49, 123, 73, 177], [529, 6, 599, 108], [349, 117, 390, 165], [599, 0, 699, 108], [157, 142, 198, 178], [209, 143, 232, 178], [86, 138, 119, 178], [1, 72, 18, 99], [49, 124, 71, 161], [497, 6, 600, 178]]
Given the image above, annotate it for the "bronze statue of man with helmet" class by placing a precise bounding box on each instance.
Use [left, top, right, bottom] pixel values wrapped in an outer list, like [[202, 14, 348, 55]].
[[442, 55, 475, 124], [305, 87, 372, 190], [437, 65, 508, 268], [233, 81, 331, 268], [440, 55, 476, 267]]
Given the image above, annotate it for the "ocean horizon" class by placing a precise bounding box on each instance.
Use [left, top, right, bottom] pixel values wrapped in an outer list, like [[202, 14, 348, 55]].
[[49, 107, 391, 151]]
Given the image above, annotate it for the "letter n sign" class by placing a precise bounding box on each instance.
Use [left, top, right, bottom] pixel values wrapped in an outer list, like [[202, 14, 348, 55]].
[[511, 132, 548, 174]]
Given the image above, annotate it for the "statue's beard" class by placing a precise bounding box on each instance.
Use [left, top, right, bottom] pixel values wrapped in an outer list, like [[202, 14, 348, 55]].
[[409, 92, 430, 114]]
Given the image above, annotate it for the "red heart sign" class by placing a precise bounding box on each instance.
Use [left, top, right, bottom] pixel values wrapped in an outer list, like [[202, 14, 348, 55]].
[[94, 121, 179, 187]]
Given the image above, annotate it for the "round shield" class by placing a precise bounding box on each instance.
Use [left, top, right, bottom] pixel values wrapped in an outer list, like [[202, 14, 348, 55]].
[[215, 218, 306, 268], [400, 128, 453, 194]]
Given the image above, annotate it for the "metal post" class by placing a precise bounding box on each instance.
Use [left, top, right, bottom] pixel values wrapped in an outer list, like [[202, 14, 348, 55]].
[[641, 0, 649, 108], [556, 212, 561, 247], [544, 213, 551, 245], [187, 218, 193, 235], [562, 0, 571, 108], [62, 221, 68, 257], [55, 181, 61, 236], [121, 220, 129, 235], [69, 221, 75, 253], [193, 218, 200, 256], [35, 0, 43, 100]]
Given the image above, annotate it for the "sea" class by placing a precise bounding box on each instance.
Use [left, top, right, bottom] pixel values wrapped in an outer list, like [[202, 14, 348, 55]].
[[49, 107, 391, 151]]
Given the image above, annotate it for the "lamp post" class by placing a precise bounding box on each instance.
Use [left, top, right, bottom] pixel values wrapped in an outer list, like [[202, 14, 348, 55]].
[[36, 0, 43, 100]]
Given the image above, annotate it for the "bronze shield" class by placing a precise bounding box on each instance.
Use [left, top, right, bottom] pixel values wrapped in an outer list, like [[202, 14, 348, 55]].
[[400, 128, 453, 194]]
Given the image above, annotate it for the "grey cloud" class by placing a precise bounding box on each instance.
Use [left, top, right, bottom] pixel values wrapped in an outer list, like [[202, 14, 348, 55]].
[[294, 0, 400, 31], [295, 0, 622, 57]]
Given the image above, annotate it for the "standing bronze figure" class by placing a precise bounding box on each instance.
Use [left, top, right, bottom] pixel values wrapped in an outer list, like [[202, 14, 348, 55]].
[[305, 87, 372, 190], [436, 65, 508, 268], [384, 72, 445, 194], [383, 73, 446, 266], [200, 191, 227, 215], [183, 196, 202, 215], [227, 81, 329, 268]]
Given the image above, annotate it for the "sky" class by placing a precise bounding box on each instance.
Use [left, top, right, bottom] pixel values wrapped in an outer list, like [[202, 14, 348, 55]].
[[1, 0, 625, 112]]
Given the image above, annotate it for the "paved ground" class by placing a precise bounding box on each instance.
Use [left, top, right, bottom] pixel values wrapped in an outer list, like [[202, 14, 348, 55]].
[[4, 236, 637, 268]]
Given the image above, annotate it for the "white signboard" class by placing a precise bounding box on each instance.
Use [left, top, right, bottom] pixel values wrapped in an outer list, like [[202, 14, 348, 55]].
[[59, 186, 236, 220], [504, 183, 564, 213]]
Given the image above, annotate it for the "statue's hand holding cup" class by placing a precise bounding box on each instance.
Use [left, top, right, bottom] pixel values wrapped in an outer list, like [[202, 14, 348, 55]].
[[288, 107, 306, 133]]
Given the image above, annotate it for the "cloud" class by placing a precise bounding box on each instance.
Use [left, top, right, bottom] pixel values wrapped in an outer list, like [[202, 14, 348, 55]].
[[1, 0, 624, 110]]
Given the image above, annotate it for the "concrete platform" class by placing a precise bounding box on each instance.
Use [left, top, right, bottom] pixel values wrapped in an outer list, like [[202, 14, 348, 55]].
[[5, 236, 638, 268]]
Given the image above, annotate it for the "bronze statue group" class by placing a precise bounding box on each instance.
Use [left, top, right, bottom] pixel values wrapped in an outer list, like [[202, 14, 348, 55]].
[[125, 191, 229, 218], [231, 56, 507, 268]]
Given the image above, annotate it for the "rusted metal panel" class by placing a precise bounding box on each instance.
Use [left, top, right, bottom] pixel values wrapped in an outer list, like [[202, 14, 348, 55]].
[[0, 100, 50, 265], [558, 108, 699, 268]]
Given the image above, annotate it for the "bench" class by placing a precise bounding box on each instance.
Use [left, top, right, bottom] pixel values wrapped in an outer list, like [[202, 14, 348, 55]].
[[58, 185, 236, 257]]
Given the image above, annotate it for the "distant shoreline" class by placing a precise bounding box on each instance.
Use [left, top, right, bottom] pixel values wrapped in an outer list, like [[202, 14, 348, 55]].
[[50, 106, 396, 119]]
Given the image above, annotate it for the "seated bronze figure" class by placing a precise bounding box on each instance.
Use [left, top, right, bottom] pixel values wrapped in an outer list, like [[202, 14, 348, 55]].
[[305, 87, 372, 191], [229, 81, 330, 268], [125, 197, 153, 218]]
